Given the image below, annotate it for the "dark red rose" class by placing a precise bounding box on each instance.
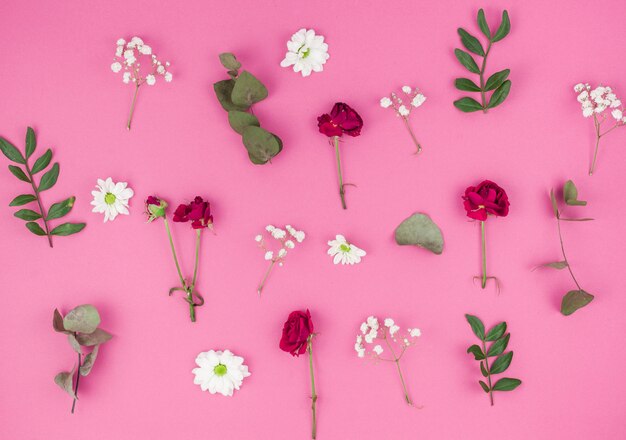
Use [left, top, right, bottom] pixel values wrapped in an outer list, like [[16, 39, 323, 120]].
[[279, 309, 314, 357], [173, 196, 213, 229], [317, 102, 363, 137], [145, 196, 167, 222], [463, 180, 510, 221]]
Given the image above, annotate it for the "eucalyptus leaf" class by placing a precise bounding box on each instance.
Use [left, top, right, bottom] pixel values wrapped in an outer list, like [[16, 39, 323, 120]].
[[8, 165, 30, 182], [550, 189, 559, 217], [25, 222, 46, 236], [394, 213, 444, 254], [68, 334, 83, 354], [47, 197, 75, 220], [53, 309, 66, 333], [485, 322, 507, 341], [563, 180, 587, 206], [14, 209, 41, 221], [63, 305, 101, 333], [492, 10, 511, 42], [76, 328, 112, 346], [38, 162, 59, 191], [487, 333, 510, 357], [454, 49, 480, 74], [213, 80, 249, 112], [218, 53, 241, 71], [455, 78, 482, 92], [454, 97, 484, 112], [458, 28, 485, 56], [9, 194, 36, 206], [80, 345, 100, 376], [484, 69, 510, 91], [228, 111, 260, 134], [25, 127, 36, 158], [231, 71, 268, 107], [477, 9, 491, 39], [479, 380, 490, 393], [487, 80, 511, 109], [0, 137, 26, 164], [467, 344, 485, 360], [561, 290, 594, 316], [54, 371, 76, 400], [242, 126, 281, 165], [490, 351, 513, 374], [534, 261, 568, 270], [559, 218, 594, 222], [31, 149, 52, 174], [465, 314, 485, 340], [492, 377, 521, 391], [50, 222, 86, 236]]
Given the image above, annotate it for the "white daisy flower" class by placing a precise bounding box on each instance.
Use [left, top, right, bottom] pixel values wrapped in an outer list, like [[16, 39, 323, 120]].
[[327, 234, 367, 265], [192, 350, 251, 397], [280, 28, 329, 77], [90, 177, 134, 223]]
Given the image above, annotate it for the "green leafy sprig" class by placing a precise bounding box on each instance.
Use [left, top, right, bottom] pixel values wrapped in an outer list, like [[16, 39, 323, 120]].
[[465, 314, 521, 406], [213, 53, 283, 165], [0, 127, 85, 247], [454, 9, 511, 113], [53, 305, 112, 414], [536, 180, 595, 315]]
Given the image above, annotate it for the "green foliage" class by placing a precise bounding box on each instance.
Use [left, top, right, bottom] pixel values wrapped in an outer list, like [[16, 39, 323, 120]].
[[454, 9, 512, 113], [0, 127, 85, 246], [213, 53, 283, 164], [394, 212, 444, 254]]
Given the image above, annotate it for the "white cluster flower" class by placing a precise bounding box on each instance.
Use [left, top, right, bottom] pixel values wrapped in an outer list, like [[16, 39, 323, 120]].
[[380, 86, 427, 117], [355, 315, 421, 360], [111, 36, 173, 86], [574, 83, 625, 121], [256, 224, 305, 266]]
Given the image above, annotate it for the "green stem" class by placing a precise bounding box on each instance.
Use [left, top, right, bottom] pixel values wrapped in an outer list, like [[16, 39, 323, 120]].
[[307, 336, 317, 439], [556, 217, 582, 291], [480, 221, 487, 289], [332, 136, 347, 210], [479, 41, 493, 112], [164, 218, 186, 288], [257, 259, 276, 297], [24, 160, 53, 247], [187, 229, 202, 322], [402, 117, 422, 154], [71, 351, 81, 414], [481, 339, 494, 406], [126, 84, 140, 130]]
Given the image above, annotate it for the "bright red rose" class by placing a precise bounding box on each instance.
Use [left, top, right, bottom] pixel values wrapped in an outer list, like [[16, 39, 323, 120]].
[[279, 309, 314, 356], [173, 196, 213, 229], [463, 180, 510, 221], [145, 195, 168, 222], [317, 102, 363, 137]]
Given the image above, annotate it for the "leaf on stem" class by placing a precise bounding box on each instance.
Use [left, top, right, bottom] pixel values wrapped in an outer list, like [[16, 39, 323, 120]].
[[47, 197, 75, 220], [242, 126, 281, 165], [454, 49, 481, 74], [455, 78, 482, 92], [63, 305, 101, 334], [25, 127, 36, 158], [53, 309, 66, 333], [0, 137, 26, 164], [485, 322, 507, 341], [458, 28, 485, 56], [550, 189, 559, 218], [80, 345, 100, 376], [214, 80, 249, 112], [465, 314, 485, 340], [14, 209, 41, 221], [68, 333, 83, 354], [559, 218, 594, 222], [54, 371, 76, 400], [394, 212, 444, 254], [561, 290, 594, 316], [487, 333, 510, 357], [492, 10, 511, 42], [484, 69, 510, 91], [25, 222, 46, 236], [533, 261, 568, 270], [218, 53, 241, 71], [38, 162, 59, 191], [477, 9, 491, 39], [31, 149, 52, 174], [8, 165, 30, 182], [492, 377, 521, 391], [480, 361, 489, 377], [490, 351, 513, 374], [50, 222, 86, 236], [9, 194, 36, 206], [228, 111, 260, 134], [454, 97, 484, 112], [479, 380, 490, 393], [231, 71, 268, 107], [76, 328, 112, 346], [487, 80, 512, 109], [563, 180, 587, 206], [467, 344, 485, 360]]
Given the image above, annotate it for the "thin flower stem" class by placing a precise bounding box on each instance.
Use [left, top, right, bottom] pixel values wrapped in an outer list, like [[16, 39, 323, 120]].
[[332, 136, 347, 210], [383, 330, 413, 405], [556, 216, 582, 291], [126, 84, 140, 130], [590, 114, 601, 176], [480, 221, 487, 289], [188, 229, 202, 322], [479, 41, 493, 112], [402, 117, 422, 154], [480, 339, 494, 406], [71, 351, 82, 414], [25, 159, 53, 247], [164, 219, 187, 288], [257, 260, 276, 297], [307, 337, 317, 440]]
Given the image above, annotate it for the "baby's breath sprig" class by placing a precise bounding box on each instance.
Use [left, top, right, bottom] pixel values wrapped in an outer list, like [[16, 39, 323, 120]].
[[380, 86, 426, 154], [255, 224, 305, 296]]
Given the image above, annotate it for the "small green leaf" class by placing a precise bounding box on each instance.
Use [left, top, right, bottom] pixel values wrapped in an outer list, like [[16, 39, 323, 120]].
[[231, 71, 268, 107], [487, 333, 510, 357], [213, 80, 249, 112], [490, 351, 513, 374], [50, 222, 86, 236], [9, 194, 36, 206], [563, 180, 587, 206], [480, 361, 489, 377], [68, 333, 83, 354], [465, 314, 485, 340], [31, 149, 52, 174], [242, 126, 281, 165], [63, 305, 100, 333], [394, 212, 444, 254], [454, 49, 480, 74], [458, 28, 485, 56], [25, 222, 46, 236], [492, 377, 521, 391], [14, 209, 41, 221], [561, 290, 594, 316], [477, 9, 491, 39], [467, 344, 485, 360], [47, 196, 75, 220], [25, 127, 36, 158], [218, 53, 241, 71], [228, 111, 260, 135], [0, 137, 25, 164], [38, 162, 59, 191], [76, 328, 113, 346], [484, 69, 510, 91], [54, 371, 76, 400], [560, 218, 594, 222], [8, 165, 30, 182], [454, 97, 484, 112], [492, 10, 511, 42], [550, 189, 559, 218], [80, 345, 100, 376], [487, 80, 511, 109], [455, 78, 482, 92], [485, 322, 507, 341], [479, 380, 490, 393], [53, 309, 66, 333], [533, 261, 568, 270]]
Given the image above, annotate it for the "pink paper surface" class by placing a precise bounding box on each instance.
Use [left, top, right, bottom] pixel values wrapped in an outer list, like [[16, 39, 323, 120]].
[[1, 0, 626, 438]]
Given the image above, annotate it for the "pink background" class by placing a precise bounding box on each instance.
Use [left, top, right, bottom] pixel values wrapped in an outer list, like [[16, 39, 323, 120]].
[[1, 0, 626, 438]]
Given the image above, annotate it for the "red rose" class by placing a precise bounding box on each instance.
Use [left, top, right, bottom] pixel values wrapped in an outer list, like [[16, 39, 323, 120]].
[[279, 309, 314, 356], [317, 102, 363, 137], [463, 180, 510, 221], [173, 196, 213, 229], [145, 195, 168, 222]]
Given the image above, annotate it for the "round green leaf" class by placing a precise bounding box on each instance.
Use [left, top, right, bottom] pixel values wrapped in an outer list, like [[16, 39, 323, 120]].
[[564, 180, 587, 206], [561, 290, 594, 316], [228, 111, 260, 135], [394, 212, 444, 254], [218, 53, 241, 71], [76, 328, 113, 346], [214, 80, 249, 112], [242, 126, 281, 165], [231, 71, 268, 107], [63, 305, 101, 333], [54, 371, 76, 399]]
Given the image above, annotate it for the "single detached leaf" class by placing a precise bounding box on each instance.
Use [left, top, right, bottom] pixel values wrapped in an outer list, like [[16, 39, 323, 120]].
[[63, 304, 101, 333], [80, 345, 100, 376], [242, 126, 281, 165], [47, 197, 75, 220], [218, 53, 241, 71], [490, 351, 513, 374], [38, 162, 59, 191], [477, 9, 491, 39], [26, 222, 46, 236], [31, 149, 52, 174], [480, 361, 489, 377], [492, 10, 511, 42], [465, 314, 485, 340], [479, 380, 490, 393], [54, 371, 76, 400], [454, 49, 480, 74], [561, 290, 594, 316], [9, 194, 36, 206], [68, 333, 83, 354], [454, 97, 484, 112], [0, 137, 26, 164], [455, 78, 482, 92], [563, 180, 587, 206], [50, 222, 86, 236], [76, 328, 112, 346], [487, 333, 510, 357], [25, 127, 36, 158], [458, 28, 485, 56], [559, 218, 594, 222], [231, 71, 268, 107], [534, 261, 568, 270], [14, 209, 41, 221], [467, 344, 485, 360], [213, 80, 249, 112], [394, 212, 444, 254], [53, 309, 66, 333], [228, 110, 260, 135], [487, 80, 511, 109], [485, 322, 507, 341], [492, 377, 521, 391], [550, 189, 559, 218], [484, 69, 510, 91], [8, 165, 30, 182]]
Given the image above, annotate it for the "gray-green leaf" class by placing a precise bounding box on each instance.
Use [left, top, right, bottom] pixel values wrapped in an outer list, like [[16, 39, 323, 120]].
[[242, 126, 281, 165], [231, 71, 268, 107], [490, 351, 513, 374], [218, 53, 241, 71], [14, 209, 41, 221], [0, 137, 25, 164], [68, 333, 83, 354], [492, 377, 521, 391], [465, 314, 485, 340], [561, 290, 594, 316], [54, 371, 76, 399], [492, 10, 511, 42], [454, 49, 480, 74], [550, 189, 559, 218], [454, 97, 484, 112], [38, 162, 59, 191], [8, 165, 30, 182], [50, 222, 86, 236], [47, 196, 75, 220], [213, 80, 249, 112], [76, 328, 112, 346], [563, 180, 587, 206], [534, 261, 568, 270], [485, 322, 507, 341], [487, 80, 511, 109], [477, 9, 491, 39], [9, 194, 36, 206], [53, 309, 66, 333], [467, 344, 485, 360], [394, 212, 444, 254], [458, 28, 485, 56], [63, 305, 101, 333], [26, 222, 46, 236], [228, 111, 260, 135], [455, 78, 482, 92], [25, 127, 36, 158], [487, 333, 510, 357], [484, 69, 510, 91], [80, 345, 100, 376], [31, 149, 52, 174]]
